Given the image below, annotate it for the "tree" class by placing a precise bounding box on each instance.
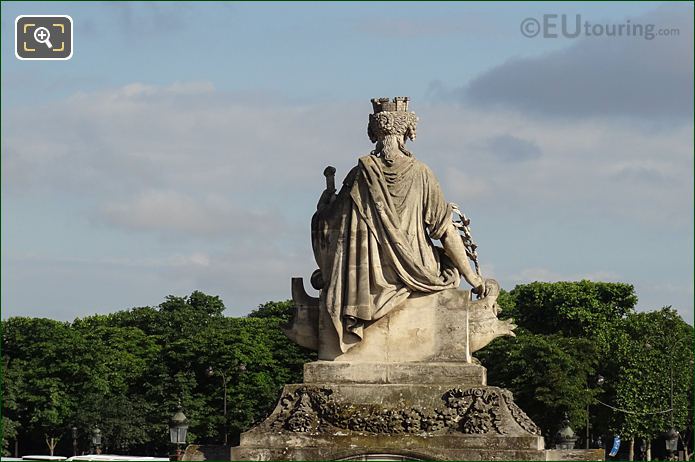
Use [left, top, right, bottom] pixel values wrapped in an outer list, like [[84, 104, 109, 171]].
[[68, 321, 161, 453], [2, 318, 88, 455], [478, 330, 598, 436], [2, 416, 19, 457], [602, 308, 693, 456], [480, 281, 638, 446], [504, 281, 637, 354], [247, 300, 295, 323]]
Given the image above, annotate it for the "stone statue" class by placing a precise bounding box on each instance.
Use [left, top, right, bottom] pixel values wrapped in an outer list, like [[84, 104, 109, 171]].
[[233, 98, 602, 461], [285, 97, 516, 362]]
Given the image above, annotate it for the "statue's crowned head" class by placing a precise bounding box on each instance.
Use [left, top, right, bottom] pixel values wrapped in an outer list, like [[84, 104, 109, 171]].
[[368, 97, 418, 163]]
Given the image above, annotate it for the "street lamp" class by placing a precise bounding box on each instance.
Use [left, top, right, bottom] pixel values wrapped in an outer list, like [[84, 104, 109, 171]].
[[169, 405, 189, 461], [206, 362, 247, 445], [555, 413, 578, 450], [91, 427, 102, 455], [71, 426, 78, 457], [664, 428, 679, 460]]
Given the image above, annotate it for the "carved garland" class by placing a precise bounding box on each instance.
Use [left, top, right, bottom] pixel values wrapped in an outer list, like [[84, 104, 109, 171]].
[[264, 386, 541, 436], [502, 391, 542, 435]]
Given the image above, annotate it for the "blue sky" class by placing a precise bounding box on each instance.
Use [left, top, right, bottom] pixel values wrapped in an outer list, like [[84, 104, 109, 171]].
[[2, 1, 693, 323]]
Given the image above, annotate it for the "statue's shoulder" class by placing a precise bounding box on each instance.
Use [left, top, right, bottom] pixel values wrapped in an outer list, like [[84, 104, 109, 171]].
[[357, 154, 377, 167], [352, 154, 378, 176], [414, 158, 439, 179], [402, 157, 433, 180], [342, 155, 372, 187], [411, 157, 426, 169]]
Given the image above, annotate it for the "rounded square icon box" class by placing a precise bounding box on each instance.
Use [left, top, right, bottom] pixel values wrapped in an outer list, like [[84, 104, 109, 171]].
[[15, 15, 73, 60]]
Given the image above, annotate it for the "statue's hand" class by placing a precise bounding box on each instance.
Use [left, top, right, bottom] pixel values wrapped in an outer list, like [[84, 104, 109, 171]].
[[316, 166, 337, 212], [471, 276, 490, 299], [316, 189, 336, 212]]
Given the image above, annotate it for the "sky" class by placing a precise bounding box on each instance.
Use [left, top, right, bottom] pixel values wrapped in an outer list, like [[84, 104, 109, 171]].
[[2, 1, 693, 324]]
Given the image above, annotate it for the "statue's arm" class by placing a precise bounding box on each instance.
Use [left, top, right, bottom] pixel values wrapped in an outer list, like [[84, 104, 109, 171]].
[[441, 222, 484, 290]]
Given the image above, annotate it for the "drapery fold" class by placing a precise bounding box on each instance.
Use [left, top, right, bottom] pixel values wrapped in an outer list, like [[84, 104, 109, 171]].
[[312, 155, 460, 352]]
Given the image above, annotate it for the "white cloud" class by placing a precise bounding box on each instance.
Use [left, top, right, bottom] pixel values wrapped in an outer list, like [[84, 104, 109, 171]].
[[414, 102, 693, 229], [2, 80, 367, 202], [98, 190, 280, 238], [444, 3, 694, 119]]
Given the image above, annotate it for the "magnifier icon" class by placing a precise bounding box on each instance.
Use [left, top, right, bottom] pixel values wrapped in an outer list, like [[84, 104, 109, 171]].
[[33, 26, 53, 49]]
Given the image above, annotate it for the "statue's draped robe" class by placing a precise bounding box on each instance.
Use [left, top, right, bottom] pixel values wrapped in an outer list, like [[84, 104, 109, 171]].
[[312, 155, 461, 352]]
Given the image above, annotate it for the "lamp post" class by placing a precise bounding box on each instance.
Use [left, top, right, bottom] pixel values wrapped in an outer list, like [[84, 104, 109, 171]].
[[71, 426, 78, 457], [648, 333, 693, 459], [206, 362, 246, 445], [665, 428, 679, 460], [665, 336, 689, 461], [585, 374, 605, 449], [169, 405, 189, 461], [91, 427, 102, 455]]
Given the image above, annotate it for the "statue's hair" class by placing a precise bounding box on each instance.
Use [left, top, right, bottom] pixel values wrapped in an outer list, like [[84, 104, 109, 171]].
[[367, 111, 417, 144], [371, 134, 413, 158]]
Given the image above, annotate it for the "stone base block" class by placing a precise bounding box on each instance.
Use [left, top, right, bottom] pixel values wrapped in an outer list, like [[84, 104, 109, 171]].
[[231, 382, 604, 461], [182, 444, 229, 461], [233, 383, 549, 461], [287, 278, 517, 363], [304, 360, 486, 385], [546, 449, 605, 460], [232, 446, 603, 461]]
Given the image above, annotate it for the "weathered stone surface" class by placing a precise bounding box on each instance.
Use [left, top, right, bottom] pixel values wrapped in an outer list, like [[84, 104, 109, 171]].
[[304, 361, 486, 385], [284, 278, 319, 351], [182, 444, 229, 461], [282, 97, 515, 360], [231, 447, 603, 461], [286, 279, 516, 362], [288, 383, 483, 409], [232, 383, 551, 460], [257, 385, 541, 437], [545, 449, 605, 461]]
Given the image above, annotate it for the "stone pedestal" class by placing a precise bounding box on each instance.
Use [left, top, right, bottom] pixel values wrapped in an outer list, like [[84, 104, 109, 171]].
[[232, 361, 599, 461], [232, 360, 604, 460], [231, 289, 604, 460]]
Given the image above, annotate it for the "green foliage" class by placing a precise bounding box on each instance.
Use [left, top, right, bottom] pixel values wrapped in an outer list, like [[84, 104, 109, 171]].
[[603, 308, 693, 439], [2, 415, 19, 456], [2, 292, 315, 456], [479, 330, 597, 435], [481, 281, 692, 447], [3, 318, 88, 448], [247, 300, 295, 323], [504, 281, 637, 354], [3, 283, 690, 457]]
